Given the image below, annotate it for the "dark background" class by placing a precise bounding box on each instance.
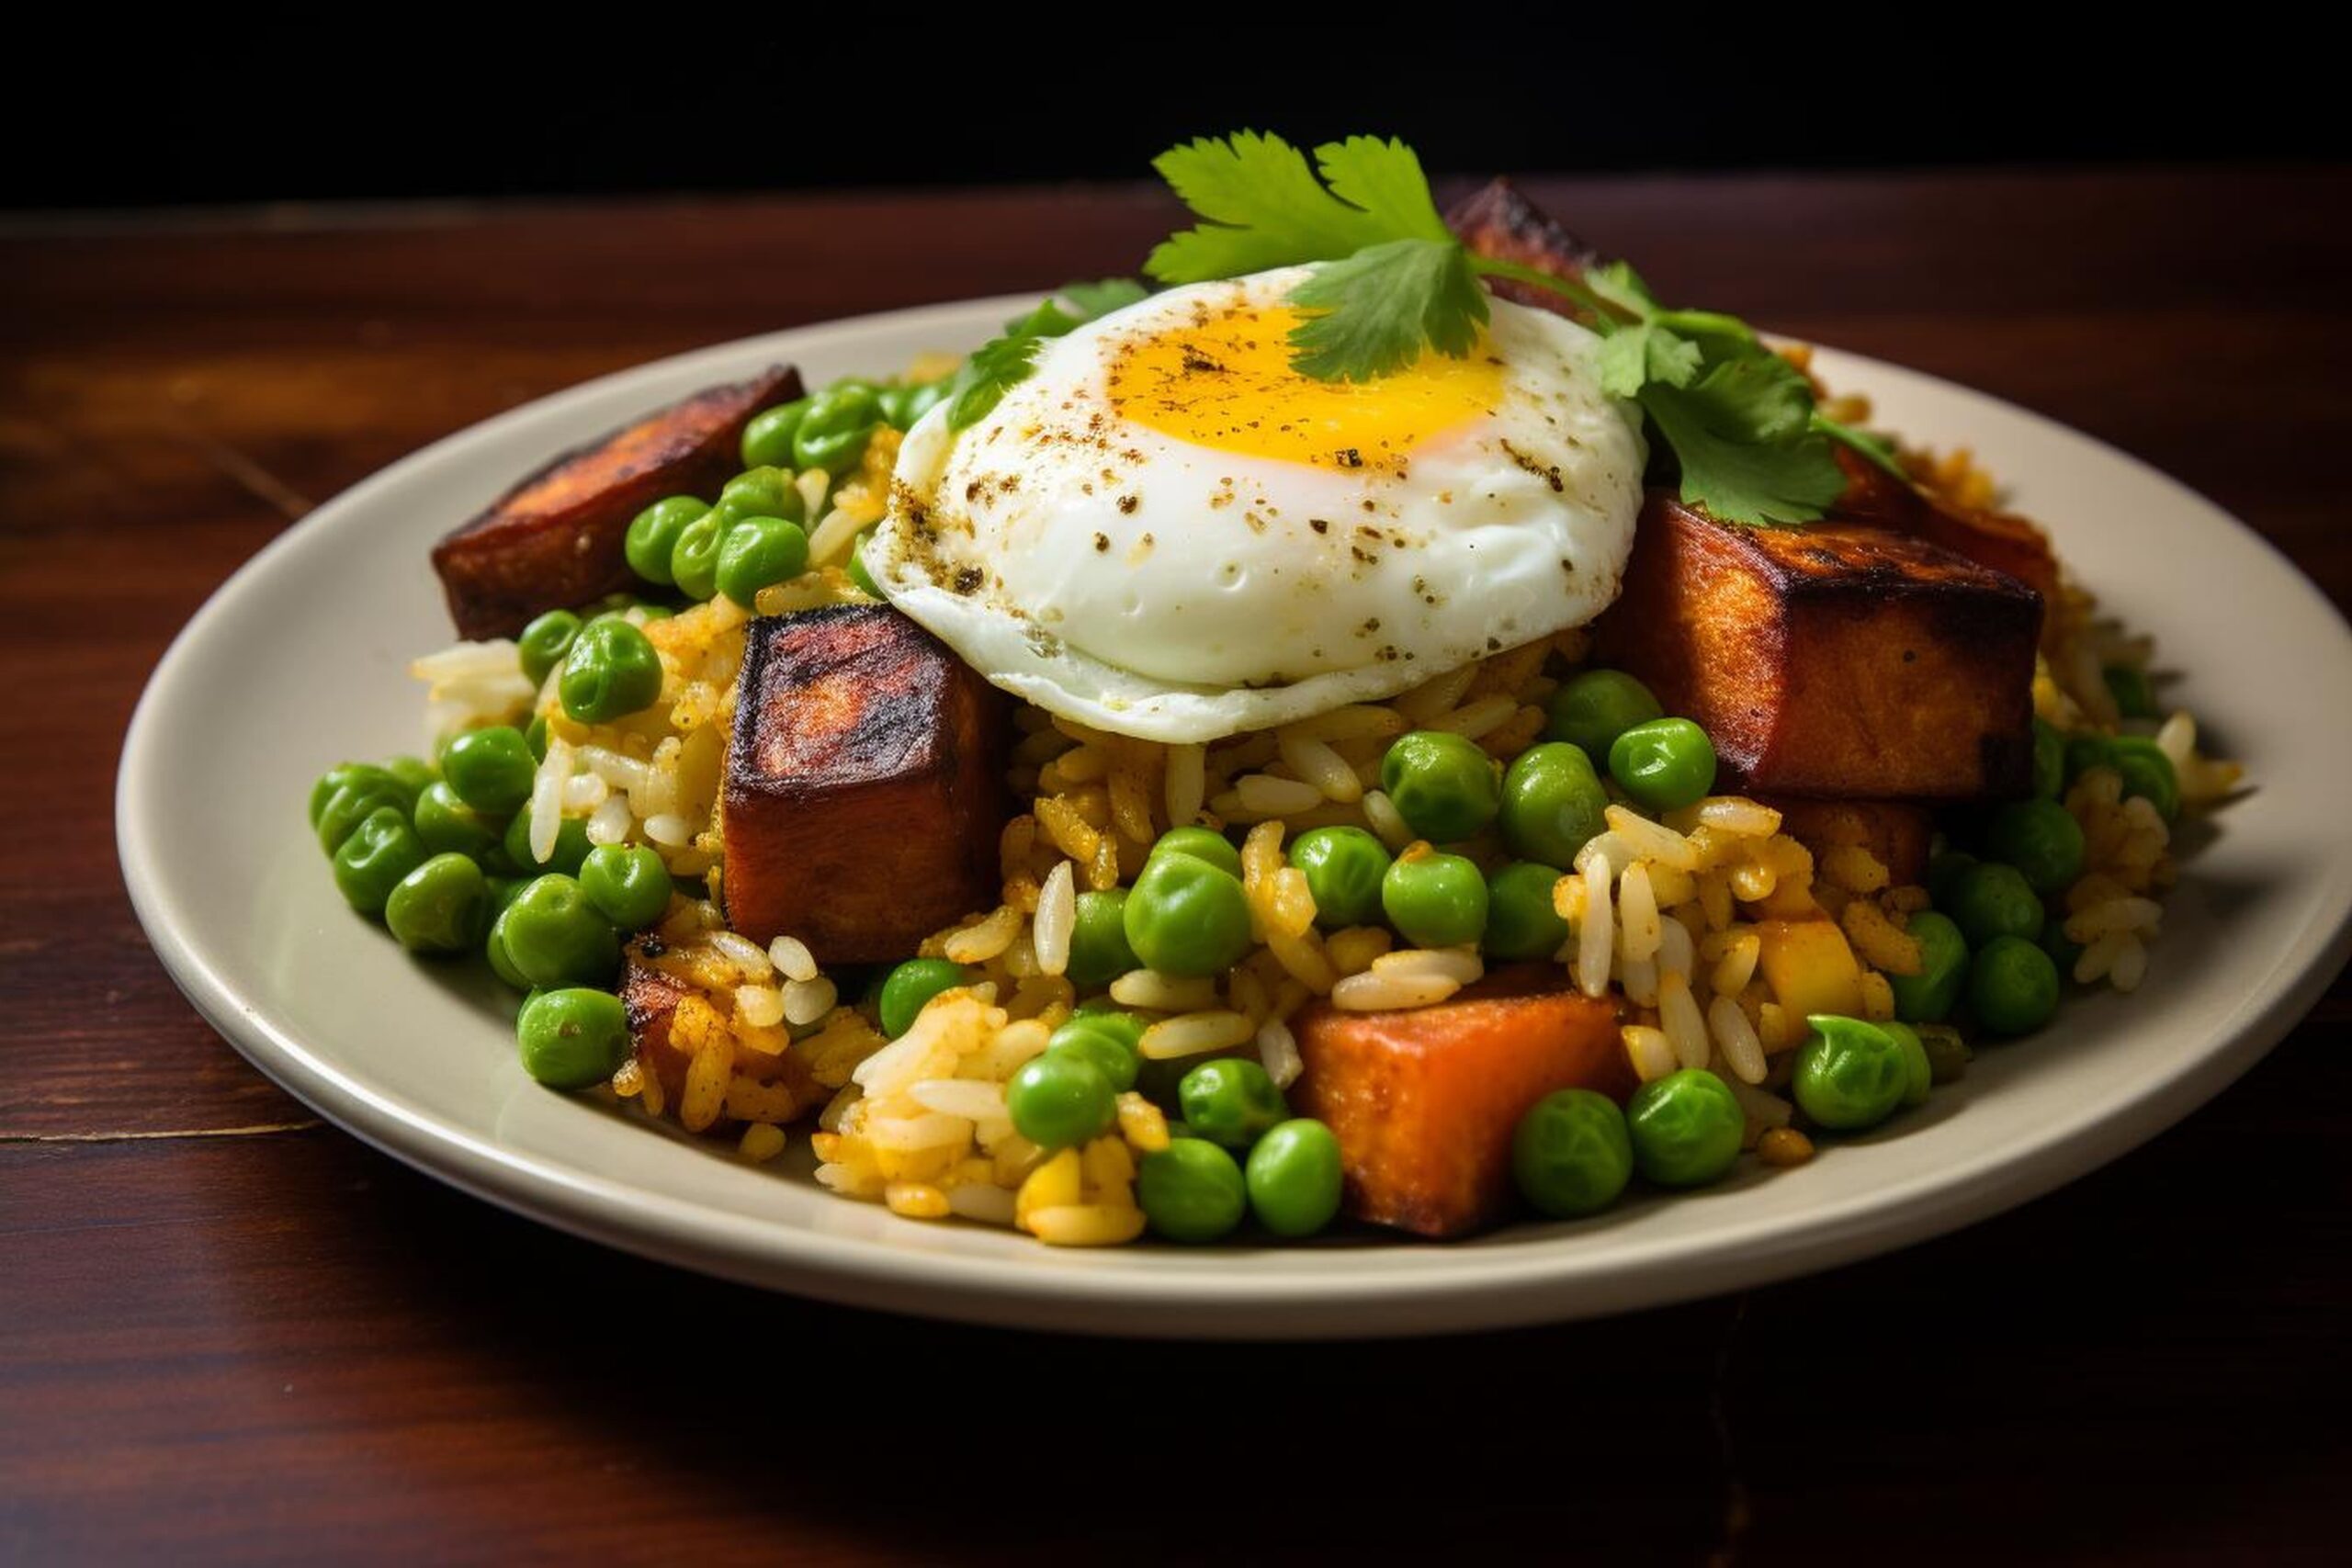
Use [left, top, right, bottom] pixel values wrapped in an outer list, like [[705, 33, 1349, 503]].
[[5, 23, 2337, 210]]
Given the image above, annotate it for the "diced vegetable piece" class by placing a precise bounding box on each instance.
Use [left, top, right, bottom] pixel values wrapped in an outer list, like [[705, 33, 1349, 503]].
[[1291, 964, 1631, 1239], [431, 364, 802, 637], [720, 606, 1007, 962], [1756, 918, 1867, 1022]]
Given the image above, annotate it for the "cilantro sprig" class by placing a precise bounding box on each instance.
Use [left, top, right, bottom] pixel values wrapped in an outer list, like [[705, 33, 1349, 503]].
[[1141, 130, 1893, 526]]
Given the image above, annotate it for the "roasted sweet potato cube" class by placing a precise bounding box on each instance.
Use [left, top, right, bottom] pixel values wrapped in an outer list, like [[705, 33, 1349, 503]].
[[721, 605, 1007, 963], [621, 946, 817, 1121], [431, 364, 802, 638], [1593, 494, 2041, 801], [1291, 965, 1631, 1239]]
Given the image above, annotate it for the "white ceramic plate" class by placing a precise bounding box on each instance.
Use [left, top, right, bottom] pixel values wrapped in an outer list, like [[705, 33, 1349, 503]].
[[119, 297, 2352, 1338]]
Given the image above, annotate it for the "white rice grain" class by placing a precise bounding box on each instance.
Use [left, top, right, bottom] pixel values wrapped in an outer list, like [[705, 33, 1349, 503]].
[[1165, 743, 1207, 828], [1369, 947, 1485, 986], [527, 737, 572, 866], [1362, 790, 1416, 852], [1576, 855, 1614, 998], [735, 984, 785, 1029], [1618, 863, 1662, 962], [1110, 970, 1220, 1012], [644, 813, 694, 848], [1138, 1010, 1257, 1060], [2109, 936, 2150, 992], [560, 772, 610, 812], [947, 1183, 1018, 1225], [1660, 972, 1710, 1069], [1692, 796, 1783, 837], [1278, 731, 1363, 802], [1606, 805, 1700, 872], [1032, 862, 1076, 977], [1237, 773, 1324, 816], [784, 976, 838, 1026], [585, 795, 634, 847], [807, 505, 865, 567], [1623, 1024, 1678, 1083], [910, 1078, 1008, 1121], [1256, 1018, 1304, 1089], [767, 935, 818, 984], [1424, 693, 1518, 739], [2155, 711, 2196, 768], [710, 930, 773, 978], [1331, 970, 1461, 1011], [1709, 995, 1768, 1084]]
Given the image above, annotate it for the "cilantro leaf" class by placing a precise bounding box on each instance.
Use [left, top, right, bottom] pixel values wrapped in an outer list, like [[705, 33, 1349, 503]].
[[1145, 131, 1442, 286], [1057, 277, 1148, 320], [947, 279, 1145, 431], [1596, 321, 1701, 398], [1639, 354, 1847, 525], [1287, 238, 1488, 382]]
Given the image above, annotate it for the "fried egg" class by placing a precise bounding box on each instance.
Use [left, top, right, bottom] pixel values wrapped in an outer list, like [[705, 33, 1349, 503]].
[[870, 266, 1645, 742]]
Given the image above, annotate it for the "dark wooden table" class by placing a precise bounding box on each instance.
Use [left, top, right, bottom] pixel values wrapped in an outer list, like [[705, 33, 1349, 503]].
[[5, 168, 2347, 1565]]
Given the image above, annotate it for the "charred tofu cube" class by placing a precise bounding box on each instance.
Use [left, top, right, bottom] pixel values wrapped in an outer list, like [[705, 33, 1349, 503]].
[[1447, 177, 1603, 318], [431, 364, 802, 638], [1594, 495, 2042, 801], [721, 606, 1007, 963], [1291, 965, 1631, 1239]]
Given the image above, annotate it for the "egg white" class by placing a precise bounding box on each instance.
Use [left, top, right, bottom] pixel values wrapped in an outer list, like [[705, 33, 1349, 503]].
[[871, 268, 1645, 743]]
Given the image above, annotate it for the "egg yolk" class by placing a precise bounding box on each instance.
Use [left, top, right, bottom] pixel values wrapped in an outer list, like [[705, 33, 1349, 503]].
[[1106, 302, 1503, 470]]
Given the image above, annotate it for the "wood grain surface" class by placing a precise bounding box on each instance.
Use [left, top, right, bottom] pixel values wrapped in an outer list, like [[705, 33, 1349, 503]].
[[3, 167, 2347, 1565]]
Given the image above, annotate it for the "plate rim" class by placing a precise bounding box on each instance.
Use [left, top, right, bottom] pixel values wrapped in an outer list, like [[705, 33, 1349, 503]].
[[118, 294, 2352, 1338]]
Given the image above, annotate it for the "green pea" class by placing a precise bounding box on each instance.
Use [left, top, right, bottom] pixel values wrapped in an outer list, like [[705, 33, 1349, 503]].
[[1984, 798, 2086, 897], [1246, 1119, 1344, 1238], [308, 761, 405, 829], [1066, 889, 1140, 988], [2102, 664, 2158, 719], [1137, 1137, 1248, 1243], [714, 465, 806, 527], [1883, 1021, 1933, 1109], [1544, 669, 1664, 760], [332, 806, 428, 916], [516, 609, 582, 686], [714, 514, 810, 606], [846, 528, 884, 598], [2063, 734, 2115, 788], [1946, 862, 2044, 949], [412, 781, 501, 861], [1512, 1089, 1634, 1217], [669, 513, 728, 602], [314, 775, 410, 856], [1148, 826, 1242, 878], [1969, 934, 2059, 1035], [1380, 850, 1488, 949], [878, 378, 950, 431], [1888, 910, 1970, 1023], [2031, 718, 2066, 801], [1607, 717, 1718, 814], [484, 910, 533, 992], [497, 874, 620, 989], [382, 755, 436, 798], [1007, 1051, 1118, 1149], [1484, 861, 1571, 963], [1499, 740, 1610, 866], [516, 987, 629, 1089], [1123, 852, 1252, 977], [1288, 826, 1392, 929], [578, 843, 672, 931], [791, 384, 883, 476], [1046, 1011, 1144, 1093], [524, 714, 549, 762], [488, 874, 532, 918], [442, 726, 537, 816], [1625, 1069, 1744, 1188], [1792, 1014, 1910, 1131], [559, 619, 665, 725], [740, 399, 811, 470], [385, 852, 489, 954], [623, 495, 708, 587], [2109, 738, 2180, 821], [503, 810, 594, 878], [1178, 1058, 1287, 1149], [1380, 730, 1500, 842], [877, 958, 972, 1037]]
